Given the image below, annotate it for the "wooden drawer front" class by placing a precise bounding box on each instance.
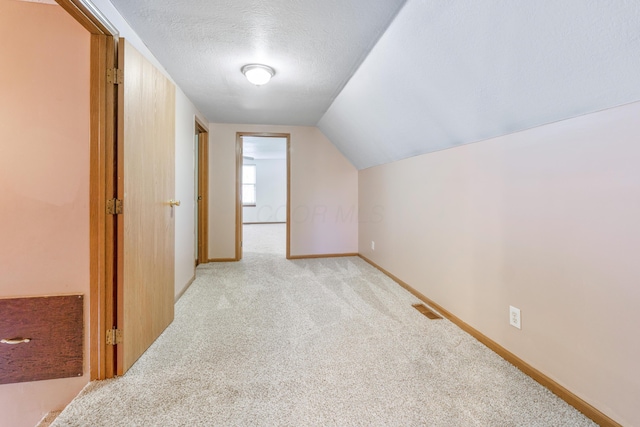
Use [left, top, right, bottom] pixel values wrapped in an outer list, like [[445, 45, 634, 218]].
[[0, 295, 83, 385]]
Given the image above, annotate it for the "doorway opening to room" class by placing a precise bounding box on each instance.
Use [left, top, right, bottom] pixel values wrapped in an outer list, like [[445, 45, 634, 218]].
[[195, 119, 209, 265], [235, 133, 290, 259]]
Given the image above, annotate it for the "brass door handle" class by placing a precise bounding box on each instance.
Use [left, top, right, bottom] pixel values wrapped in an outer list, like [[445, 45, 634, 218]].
[[1, 337, 31, 345], [169, 200, 181, 207]]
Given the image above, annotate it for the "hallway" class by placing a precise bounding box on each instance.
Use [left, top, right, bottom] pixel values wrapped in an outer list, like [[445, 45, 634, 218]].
[[51, 225, 593, 426]]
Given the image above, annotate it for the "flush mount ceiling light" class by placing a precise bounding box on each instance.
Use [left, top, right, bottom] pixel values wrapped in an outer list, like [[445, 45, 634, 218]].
[[241, 64, 275, 86]]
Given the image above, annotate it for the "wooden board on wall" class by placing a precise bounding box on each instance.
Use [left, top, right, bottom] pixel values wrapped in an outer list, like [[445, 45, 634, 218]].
[[116, 39, 176, 374], [0, 295, 83, 384]]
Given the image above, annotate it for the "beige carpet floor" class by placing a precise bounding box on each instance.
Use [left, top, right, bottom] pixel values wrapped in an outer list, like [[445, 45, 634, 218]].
[[52, 224, 594, 426]]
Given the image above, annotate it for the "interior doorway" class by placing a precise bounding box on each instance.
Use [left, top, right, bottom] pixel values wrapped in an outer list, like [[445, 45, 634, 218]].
[[235, 133, 291, 259], [195, 119, 209, 265]]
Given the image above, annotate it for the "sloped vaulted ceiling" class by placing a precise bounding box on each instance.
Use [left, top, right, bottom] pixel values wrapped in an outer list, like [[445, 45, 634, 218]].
[[108, 0, 406, 126], [318, 0, 640, 170], [107, 0, 640, 170]]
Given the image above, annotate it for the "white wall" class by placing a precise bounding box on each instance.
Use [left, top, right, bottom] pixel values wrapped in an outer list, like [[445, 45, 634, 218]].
[[243, 159, 287, 223], [209, 124, 358, 259], [358, 101, 640, 426], [174, 90, 203, 298]]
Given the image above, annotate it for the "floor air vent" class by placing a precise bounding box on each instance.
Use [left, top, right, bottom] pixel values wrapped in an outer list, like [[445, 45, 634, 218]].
[[412, 303, 442, 320]]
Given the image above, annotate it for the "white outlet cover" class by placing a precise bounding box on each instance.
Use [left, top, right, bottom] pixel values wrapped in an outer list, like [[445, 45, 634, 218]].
[[509, 306, 521, 329], [371, 241, 375, 250]]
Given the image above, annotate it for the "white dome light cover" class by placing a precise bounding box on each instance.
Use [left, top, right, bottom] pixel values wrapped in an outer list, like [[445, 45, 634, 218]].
[[241, 64, 275, 86]]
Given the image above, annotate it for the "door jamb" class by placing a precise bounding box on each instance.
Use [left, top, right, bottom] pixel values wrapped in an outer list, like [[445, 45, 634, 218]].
[[235, 132, 291, 260], [55, 0, 118, 35], [195, 118, 209, 265], [56, 0, 118, 380]]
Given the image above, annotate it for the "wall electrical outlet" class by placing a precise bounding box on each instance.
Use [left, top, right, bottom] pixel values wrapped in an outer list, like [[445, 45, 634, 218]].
[[371, 241, 375, 250], [509, 306, 521, 329]]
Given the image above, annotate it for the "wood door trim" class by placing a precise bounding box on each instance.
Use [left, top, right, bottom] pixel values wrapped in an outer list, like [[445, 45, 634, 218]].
[[196, 121, 209, 264], [195, 116, 209, 132], [88, 30, 117, 381], [103, 35, 118, 379], [88, 33, 113, 381], [58, 0, 118, 380], [235, 132, 291, 260], [55, 0, 118, 36], [357, 254, 623, 427], [235, 134, 243, 260], [286, 136, 291, 259], [115, 37, 126, 375]]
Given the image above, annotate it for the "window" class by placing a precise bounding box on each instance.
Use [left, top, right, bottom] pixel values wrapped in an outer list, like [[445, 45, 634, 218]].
[[242, 164, 256, 206]]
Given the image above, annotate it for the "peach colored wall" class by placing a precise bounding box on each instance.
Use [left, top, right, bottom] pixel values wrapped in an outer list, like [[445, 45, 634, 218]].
[[358, 101, 640, 426], [208, 124, 358, 258], [0, 2, 90, 426]]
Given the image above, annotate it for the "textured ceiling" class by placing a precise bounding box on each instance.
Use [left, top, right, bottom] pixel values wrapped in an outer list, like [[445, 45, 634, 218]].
[[108, 0, 640, 169], [108, 0, 406, 125], [318, 0, 640, 169]]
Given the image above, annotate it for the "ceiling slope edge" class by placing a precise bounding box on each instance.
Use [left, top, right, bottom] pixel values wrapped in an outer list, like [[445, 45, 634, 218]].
[[317, 0, 640, 170]]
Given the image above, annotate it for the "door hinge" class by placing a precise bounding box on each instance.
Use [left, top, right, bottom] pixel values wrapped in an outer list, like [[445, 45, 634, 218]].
[[106, 328, 123, 345], [106, 68, 123, 85], [106, 198, 123, 215]]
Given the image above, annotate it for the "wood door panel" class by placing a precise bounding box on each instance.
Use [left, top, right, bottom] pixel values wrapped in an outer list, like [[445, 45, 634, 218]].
[[117, 39, 175, 374]]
